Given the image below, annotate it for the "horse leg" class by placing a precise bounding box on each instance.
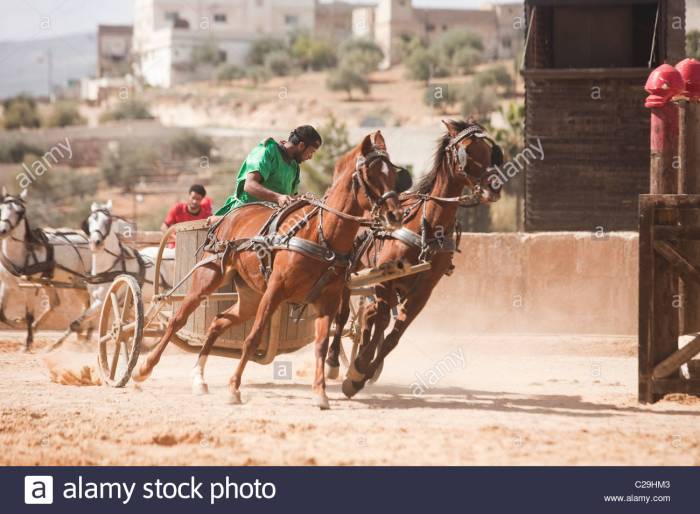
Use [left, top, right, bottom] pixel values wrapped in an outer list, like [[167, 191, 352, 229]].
[[228, 280, 285, 405], [191, 288, 259, 395], [367, 290, 433, 380], [133, 265, 223, 382], [343, 293, 391, 398], [312, 311, 335, 410], [25, 311, 34, 352], [49, 288, 103, 352], [325, 287, 350, 379]]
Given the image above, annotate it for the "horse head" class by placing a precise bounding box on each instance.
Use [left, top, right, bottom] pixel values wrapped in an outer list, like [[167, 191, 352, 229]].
[[345, 130, 403, 230], [0, 188, 28, 239], [442, 120, 503, 203], [82, 200, 116, 251]]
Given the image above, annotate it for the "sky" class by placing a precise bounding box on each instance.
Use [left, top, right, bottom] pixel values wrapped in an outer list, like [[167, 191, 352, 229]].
[[0, 0, 515, 42]]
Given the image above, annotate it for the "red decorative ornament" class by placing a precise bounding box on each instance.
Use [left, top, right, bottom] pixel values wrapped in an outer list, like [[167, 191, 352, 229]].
[[675, 58, 700, 100], [645, 64, 684, 108]]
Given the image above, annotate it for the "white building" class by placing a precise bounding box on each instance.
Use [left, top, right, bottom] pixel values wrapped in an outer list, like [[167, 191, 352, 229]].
[[133, 0, 316, 88], [358, 0, 523, 68]]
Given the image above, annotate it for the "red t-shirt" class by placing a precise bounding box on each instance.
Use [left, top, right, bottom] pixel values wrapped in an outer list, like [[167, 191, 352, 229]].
[[163, 198, 212, 247], [164, 197, 212, 226]]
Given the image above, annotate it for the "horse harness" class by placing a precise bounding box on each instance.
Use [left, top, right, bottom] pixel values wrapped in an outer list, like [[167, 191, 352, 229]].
[[82, 209, 169, 289], [187, 147, 403, 305], [0, 196, 88, 286]]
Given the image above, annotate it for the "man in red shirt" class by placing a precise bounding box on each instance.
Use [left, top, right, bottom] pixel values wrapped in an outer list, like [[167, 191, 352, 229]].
[[161, 184, 212, 247]]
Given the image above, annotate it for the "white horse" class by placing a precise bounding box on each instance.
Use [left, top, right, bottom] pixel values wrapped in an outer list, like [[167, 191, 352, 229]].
[[0, 188, 92, 350], [52, 201, 174, 349]]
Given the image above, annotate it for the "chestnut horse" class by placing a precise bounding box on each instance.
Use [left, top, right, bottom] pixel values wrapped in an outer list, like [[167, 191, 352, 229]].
[[133, 131, 403, 409], [325, 120, 503, 398]]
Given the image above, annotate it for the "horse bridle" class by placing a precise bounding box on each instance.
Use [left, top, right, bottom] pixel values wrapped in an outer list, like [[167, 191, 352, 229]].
[[82, 209, 113, 242], [445, 125, 502, 188], [0, 196, 27, 233], [353, 148, 403, 213]]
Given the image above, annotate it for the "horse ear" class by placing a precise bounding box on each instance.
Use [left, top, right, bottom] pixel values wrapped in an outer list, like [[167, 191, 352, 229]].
[[442, 120, 458, 138], [360, 133, 373, 156], [90, 202, 98, 213], [1, 186, 7, 197], [106, 199, 113, 210], [372, 130, 386, 150], [19, 189, 28, 200]]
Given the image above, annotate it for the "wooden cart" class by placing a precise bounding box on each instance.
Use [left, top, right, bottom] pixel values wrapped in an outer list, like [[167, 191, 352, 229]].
[[96, 220, 430, 387]]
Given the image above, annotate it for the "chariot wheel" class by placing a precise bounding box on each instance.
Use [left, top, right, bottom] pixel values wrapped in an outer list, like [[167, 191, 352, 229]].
[[97, 275, 144, 387]]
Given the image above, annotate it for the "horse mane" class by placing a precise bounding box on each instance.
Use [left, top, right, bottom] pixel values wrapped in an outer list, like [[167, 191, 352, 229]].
[[410, 120, 483, 195]]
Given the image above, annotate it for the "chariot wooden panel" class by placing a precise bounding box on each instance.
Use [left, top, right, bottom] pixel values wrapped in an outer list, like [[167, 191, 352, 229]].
[[173, 224, 316, 358]]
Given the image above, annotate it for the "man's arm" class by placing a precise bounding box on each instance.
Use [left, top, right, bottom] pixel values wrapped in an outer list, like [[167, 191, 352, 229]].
[[244, 171, 292, 206]]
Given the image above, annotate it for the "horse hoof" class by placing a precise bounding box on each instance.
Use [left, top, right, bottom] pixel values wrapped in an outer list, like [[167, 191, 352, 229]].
[[229, 391, 242, 405], [342, 378, 363, 399], [192, 381, 209, 396], [314, 392, 331, 410], [325, 363, 340, 380]]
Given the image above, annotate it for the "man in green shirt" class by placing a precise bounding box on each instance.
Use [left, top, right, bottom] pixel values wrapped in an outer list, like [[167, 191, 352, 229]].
[[215, 125, 323, 216]]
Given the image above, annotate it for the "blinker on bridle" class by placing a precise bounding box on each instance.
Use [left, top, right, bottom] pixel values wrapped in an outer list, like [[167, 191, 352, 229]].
[[445, 125, 500, 187], [0, 196, 26, 231], [354, 148, 401, 210]]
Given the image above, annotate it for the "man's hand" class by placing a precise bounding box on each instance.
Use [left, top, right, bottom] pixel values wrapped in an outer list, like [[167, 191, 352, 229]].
[[277, 195, 294, 207]]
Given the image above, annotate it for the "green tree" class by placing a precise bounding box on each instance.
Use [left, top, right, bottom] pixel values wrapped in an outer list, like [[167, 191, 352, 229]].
[[461, 81, 498, 118], [405, 47, 437, 83], [169, 130, 215, 160], [191, 40, 225, 66], [327, 66, 370, 100], [100, 99, 153, 123], [216, 64, 245, 81], [302, 115, 352, 194], [2, 94, 41, 130], [337, 38, 384, 75], [474, 65, 515, 94], [47, 102, 86, 127], [431, 29, 484, 77], [100, 142, 157, 191], [264, 49, 295, 77], [247, 38, 288, 66], [291, 33, 336, 70]]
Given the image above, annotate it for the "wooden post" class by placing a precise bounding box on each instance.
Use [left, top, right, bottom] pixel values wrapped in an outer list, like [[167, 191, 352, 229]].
[[644, 102, 680, 402], [680, 101, 700, 335]]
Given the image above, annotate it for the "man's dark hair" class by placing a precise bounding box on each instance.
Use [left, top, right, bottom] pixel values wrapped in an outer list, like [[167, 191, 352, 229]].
[[189, 184, 206, 197], [290, 125, 322, 148]]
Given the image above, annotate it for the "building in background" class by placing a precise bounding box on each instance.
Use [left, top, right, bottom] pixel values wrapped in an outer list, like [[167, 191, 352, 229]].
[[132, 0, 316, 87], [98, 25, 133, 78], [356, 0, 523, 68]]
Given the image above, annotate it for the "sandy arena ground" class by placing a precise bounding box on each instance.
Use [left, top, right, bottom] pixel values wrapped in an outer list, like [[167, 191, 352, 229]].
[[1, 329, 699, 466]]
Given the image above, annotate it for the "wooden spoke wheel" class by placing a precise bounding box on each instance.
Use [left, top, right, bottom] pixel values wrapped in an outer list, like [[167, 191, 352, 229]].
[[97, 275, 144, 387]]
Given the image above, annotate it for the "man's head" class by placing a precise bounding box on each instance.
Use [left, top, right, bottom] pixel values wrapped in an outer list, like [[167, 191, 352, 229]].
[[286, 125, 322, 163], [187, 184, 206, 213]]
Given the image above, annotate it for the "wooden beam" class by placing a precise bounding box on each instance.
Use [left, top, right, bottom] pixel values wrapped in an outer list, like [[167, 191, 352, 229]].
[[654, 226, 700, 240], [653, 333, 700, 379], [652, 378, 700, 396], [653, 240, 700, 287]]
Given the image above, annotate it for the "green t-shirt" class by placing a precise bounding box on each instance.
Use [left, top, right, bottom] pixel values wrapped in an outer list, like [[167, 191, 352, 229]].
[[215, 138, 300, 216]]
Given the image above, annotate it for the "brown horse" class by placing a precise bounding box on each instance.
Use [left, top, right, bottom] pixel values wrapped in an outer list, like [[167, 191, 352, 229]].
[[325, 120, 503, 398], [133, 131, 403, 409]]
